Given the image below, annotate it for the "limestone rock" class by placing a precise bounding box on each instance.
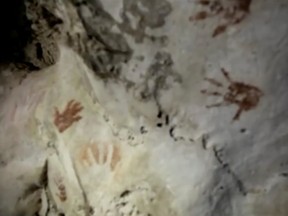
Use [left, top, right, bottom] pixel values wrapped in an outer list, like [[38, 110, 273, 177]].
[[0, 0, 288, 216]]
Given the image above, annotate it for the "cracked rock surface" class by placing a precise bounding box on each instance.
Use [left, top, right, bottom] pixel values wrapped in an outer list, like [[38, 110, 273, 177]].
[[0, 0, 288, 216]]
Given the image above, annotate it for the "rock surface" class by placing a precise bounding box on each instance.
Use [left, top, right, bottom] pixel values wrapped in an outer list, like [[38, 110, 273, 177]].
[[0, 0, 288, 216]]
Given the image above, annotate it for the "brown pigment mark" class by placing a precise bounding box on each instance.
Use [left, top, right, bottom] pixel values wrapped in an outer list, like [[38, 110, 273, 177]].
[[110, 145, 121, 170], [201, 68, 263, 121], [212, 24, 227, 37], [54, 100, 83, 133], [190, 0, 253, 37], [189, 11, 209, 21], [54, 177, 67, 202]]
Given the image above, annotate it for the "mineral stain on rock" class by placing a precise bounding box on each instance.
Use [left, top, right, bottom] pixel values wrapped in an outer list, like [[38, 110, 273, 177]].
[[135, 51, 182, 108], [0, 0, 62, 70], [119, 0, 173, 43], [71, 0, 133, 80]]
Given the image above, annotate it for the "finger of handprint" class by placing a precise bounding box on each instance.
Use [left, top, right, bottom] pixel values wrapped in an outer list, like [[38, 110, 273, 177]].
[[79, 146, 92, 168], [73, 103, 83, 111], [107, 145, 117, 170], [87, 147, 97, 166], [83, 160, 90, 168], [201, 90, 222, 96], [69, 104, 83, 115], [59, 123, 69, 133], [233, 108, 243, 121], [54, 107, 60, 117], [204, 78, 223, 87], [221, 68, 232, 82], [105, 144, 113, 166], [74, 107, 83, 115], [54, 119, 63, 128], [98, 143, 106, 165], [206, 102, 225, 108], [66, 100, 75, 109], [72, 116, 82, 122]]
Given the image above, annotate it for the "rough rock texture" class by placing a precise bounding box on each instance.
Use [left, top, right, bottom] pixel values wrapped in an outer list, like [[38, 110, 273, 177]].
[[0, 0, 288, 216]]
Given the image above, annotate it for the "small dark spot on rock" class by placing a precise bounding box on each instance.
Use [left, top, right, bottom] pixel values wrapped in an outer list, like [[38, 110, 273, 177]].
[[109, 65, 115, 72], [58, 213, 65, 216], [157, 110, 162, 118], [120, 190, 131, 197], [281, 173, 288, 177], [37, 198, 42, 204], [140, 126, 148, 134], [150, 36, 156, 42], [169, 126, 175, 137], [140, 91, 149, 100], [89, 206, 94, 214], [202, 134, 209, 150], [156, 123, 162, 127], [36, 43, 43, 59], [240, 128, 246, 133], [75, 0, 87, 6], [165, 115, 169, 125], [120, 202, 127, 206], [199, 0, 210, 6]]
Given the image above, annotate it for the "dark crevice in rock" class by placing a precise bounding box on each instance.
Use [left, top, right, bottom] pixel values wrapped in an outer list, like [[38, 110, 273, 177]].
[[41, 6, 63, 28], [0, 0, 33, 64], [36, 43, 44, 60], [0, 0, 62, 72], [213, 147, 247, 196], [71, 0, 133, 81], [66, 1, 151, 92]]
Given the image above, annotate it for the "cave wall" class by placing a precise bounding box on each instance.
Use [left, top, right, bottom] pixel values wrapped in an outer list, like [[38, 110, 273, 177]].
[[0, 0, 288, 216]]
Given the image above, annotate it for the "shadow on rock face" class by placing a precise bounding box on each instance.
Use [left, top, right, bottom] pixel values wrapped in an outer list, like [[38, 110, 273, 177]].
[[0, 0, 32, 64], [0, 0, 62, 71]]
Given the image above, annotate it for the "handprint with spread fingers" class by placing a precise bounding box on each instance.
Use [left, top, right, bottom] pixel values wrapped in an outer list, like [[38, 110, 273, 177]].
[[54, 100, 83, 133], [201, 68, 263, 121]]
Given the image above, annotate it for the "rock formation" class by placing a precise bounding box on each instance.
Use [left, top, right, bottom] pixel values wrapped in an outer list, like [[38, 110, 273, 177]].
[[0, 0, 288, 216]]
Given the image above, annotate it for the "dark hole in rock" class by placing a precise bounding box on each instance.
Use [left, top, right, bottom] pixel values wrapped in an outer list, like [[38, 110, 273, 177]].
[[0, 0, 33, 64]]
